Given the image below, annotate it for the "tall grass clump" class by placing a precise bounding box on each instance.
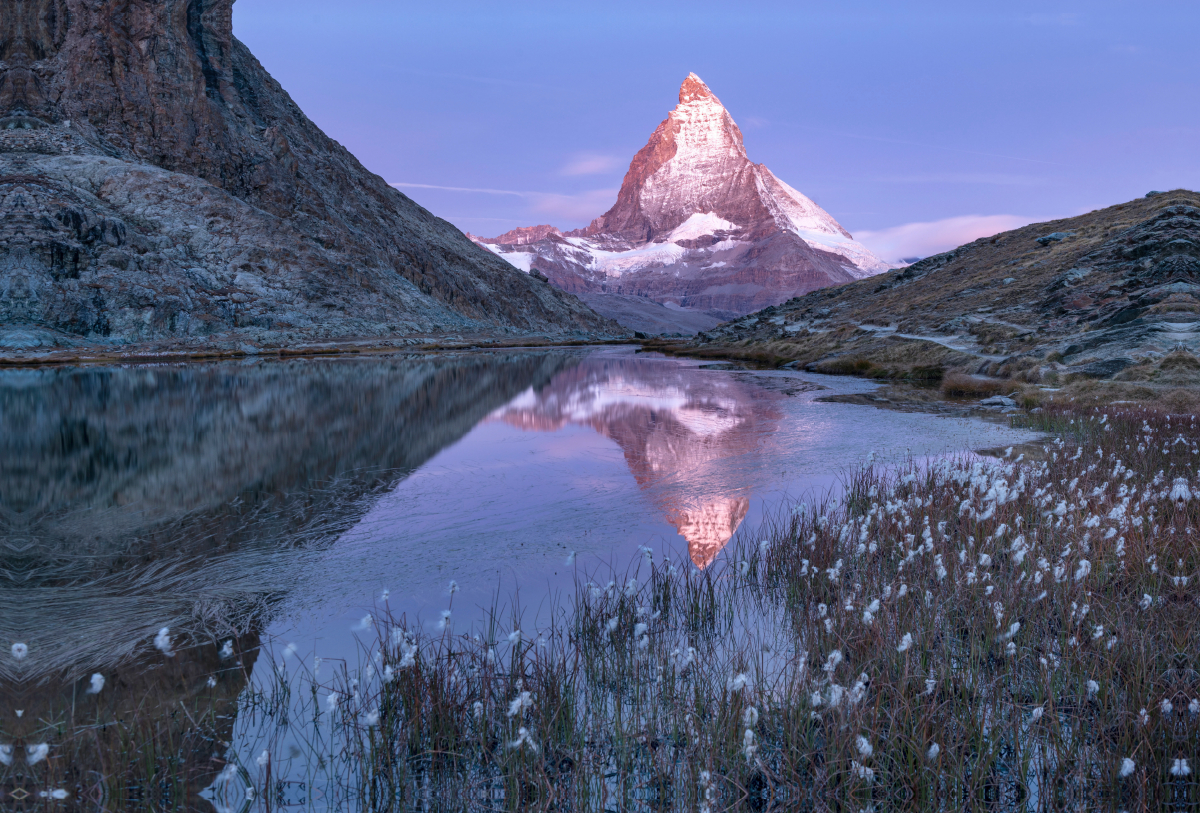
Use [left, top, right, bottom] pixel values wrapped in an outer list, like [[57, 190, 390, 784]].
[[256, 406, 1197, 810]]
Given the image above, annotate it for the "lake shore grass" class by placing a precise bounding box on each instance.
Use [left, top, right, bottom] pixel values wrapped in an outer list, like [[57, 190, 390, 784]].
[[298, 404, 1197, 811]]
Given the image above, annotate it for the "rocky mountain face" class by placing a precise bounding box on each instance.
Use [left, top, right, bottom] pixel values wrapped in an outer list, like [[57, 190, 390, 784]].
[[688, 190, 1200, 387], [0, 0, 616, 351], [471, 74, 888, 333]]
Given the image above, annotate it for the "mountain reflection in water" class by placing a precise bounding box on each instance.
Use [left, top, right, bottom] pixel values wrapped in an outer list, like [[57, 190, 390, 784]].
[[492, 357, 783, 566], [0, 350, 576, 807]]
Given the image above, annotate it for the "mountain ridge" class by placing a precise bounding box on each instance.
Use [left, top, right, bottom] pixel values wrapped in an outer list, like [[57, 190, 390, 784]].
[[472, 73, 887, 334], [0, 0, 618, 353], [682, 189, 1200, 393]]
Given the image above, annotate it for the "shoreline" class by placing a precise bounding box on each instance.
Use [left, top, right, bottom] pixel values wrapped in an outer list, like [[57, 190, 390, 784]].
[[0, 334, 636, 369]]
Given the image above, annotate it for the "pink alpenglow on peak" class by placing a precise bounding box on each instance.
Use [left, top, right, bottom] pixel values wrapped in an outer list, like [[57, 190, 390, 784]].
[[472, 73, 888, 333]]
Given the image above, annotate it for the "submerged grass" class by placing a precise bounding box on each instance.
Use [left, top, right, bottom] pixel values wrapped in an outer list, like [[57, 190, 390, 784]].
[[288, 404, 1198, 811]]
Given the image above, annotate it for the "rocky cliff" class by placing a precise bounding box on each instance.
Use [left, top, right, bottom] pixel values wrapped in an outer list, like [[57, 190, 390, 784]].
[[471, 74, 888, 333], [0, 0, 616, 351], [687, 190, 1200, 388]]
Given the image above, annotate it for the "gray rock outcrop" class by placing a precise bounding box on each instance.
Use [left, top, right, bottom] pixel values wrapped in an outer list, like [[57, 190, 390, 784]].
[[0, 0, 616, 350]]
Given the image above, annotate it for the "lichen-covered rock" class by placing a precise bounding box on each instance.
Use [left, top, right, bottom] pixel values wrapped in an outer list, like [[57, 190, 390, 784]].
[[0, 0, 617, 350]]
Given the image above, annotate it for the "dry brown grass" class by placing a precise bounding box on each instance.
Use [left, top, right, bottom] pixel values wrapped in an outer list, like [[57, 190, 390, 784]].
[[940, 372, 1007, 398]]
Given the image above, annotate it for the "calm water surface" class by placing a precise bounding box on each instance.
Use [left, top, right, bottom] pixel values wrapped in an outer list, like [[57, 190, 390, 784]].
[[0, 346, 1039, 804]]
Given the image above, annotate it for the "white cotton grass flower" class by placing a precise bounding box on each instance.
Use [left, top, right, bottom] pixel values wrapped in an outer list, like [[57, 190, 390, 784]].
[[1190, 699, 1200, 714], [743, 706, 759, 727], [1161, 698, 1174, 714], [1171, 758, 1192, 776], [1170, 477, 1192, 502], [86, 673, 105, 694], [1006, 641, 1017, 656], [473, 701, 484, 720], [325, 693, 340, 714], [729, 673, 749, 692], [1073, 560, 1092, 581], [1030, 706, 1044, 722], [11, 643, 28, 661], [154, 627, 174, 657], [507, 691, 534, 718], [823, 650, 843, 674], [742, 728, 758, 761], [509, 726, 538, 753], [565, 550, 576, 566], [924, 678, 937, 696], [437, 610, 452, 631], [1138, 708, 1149, 725], [927, 743, 940, 760], [1140, 594, 1153, 610], [0, 745, 11, 766], [448, 580, 459, 595], [508, 629, 522, 646], [256, 750, 270, 767], [897, 633, 913, 653], [849, 674, 869, 704], [1087, 680, 1099, 698], [1119, 757, 1136, 778], [855, 735, 873, 758], [26, 743, 49, 765], [219, 640, 234, 659], [364, 708, 380, 726], [851, 761, 875, 781]]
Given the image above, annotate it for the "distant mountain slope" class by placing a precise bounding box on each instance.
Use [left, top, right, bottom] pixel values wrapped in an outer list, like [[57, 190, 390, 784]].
[[471, 74, 887, 331], [689, 190, 1200, 383], [0, 0, 616, 351]]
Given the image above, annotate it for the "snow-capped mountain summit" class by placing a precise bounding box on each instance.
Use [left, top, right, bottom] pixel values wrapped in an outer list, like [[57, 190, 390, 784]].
[[471, 74, 888, 331]]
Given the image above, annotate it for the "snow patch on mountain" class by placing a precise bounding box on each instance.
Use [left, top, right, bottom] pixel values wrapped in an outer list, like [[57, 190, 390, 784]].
[[668, 212, 742, 241]]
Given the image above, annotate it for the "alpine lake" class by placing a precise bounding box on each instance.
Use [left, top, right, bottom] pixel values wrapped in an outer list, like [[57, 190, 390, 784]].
[[0, 346, 1041, 810]]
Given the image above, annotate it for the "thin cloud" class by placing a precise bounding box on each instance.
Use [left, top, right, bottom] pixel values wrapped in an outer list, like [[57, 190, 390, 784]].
[[560, 153, 623, 176], [391, 182, 616, 227], [855, 214, 1036, 263], [529, 189, 618, 222]]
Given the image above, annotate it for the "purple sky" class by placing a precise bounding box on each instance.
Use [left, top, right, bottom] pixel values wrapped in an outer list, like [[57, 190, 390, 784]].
[[235, 1, 1200, 262]]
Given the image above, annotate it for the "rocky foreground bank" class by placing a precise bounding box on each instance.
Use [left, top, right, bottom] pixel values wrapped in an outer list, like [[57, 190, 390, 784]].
[[0, 0, 620, 358]]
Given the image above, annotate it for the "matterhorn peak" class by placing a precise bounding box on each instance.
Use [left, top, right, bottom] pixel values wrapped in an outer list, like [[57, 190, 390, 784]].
[[473, 74, 889, 332], [679, 72, 719, 105]]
